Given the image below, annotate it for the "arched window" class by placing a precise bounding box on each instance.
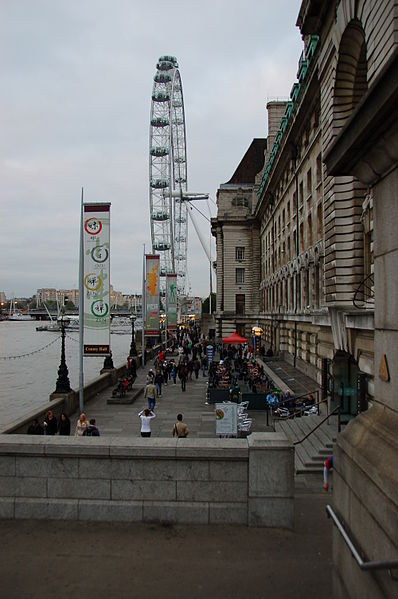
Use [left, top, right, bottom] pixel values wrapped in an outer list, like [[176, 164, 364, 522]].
[[333, 20, 368, 135]]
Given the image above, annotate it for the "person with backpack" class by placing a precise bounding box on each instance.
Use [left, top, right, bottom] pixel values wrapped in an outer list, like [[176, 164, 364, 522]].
[[83, 418, 100, 436]]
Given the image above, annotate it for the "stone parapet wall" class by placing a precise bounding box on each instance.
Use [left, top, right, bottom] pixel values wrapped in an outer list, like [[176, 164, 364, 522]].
[[333, 406, 398, 599], [0, 433, 294, 528]]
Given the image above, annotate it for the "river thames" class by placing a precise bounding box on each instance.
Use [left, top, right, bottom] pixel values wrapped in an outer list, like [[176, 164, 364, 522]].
[[0, 320, 138, 429]]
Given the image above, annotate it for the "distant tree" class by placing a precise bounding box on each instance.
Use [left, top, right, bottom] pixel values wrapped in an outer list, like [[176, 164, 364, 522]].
[[64, 299, 75, 311], [42, 300, 58, 311]]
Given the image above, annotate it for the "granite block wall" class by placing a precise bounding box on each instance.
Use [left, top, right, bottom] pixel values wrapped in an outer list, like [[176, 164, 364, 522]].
[[0, 433, 294, 528]]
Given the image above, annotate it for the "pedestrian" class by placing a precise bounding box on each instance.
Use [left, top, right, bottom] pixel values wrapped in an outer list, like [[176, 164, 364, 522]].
[[146, 369, 155, 384], [172, 413, 189, 438], [170, 362, 177, 384], [83, 418, 100, 436], [138, 408, 156, 437], [187, 359, 194, 381], [75, 412, 89, 436], [43, 410, 57, 435], [58, 412, 71, 436], [201, 355, 208, 377], [193, 357, 201, 379], [27, 418, 43, 435], [154, 369, 163, 397], [323, 455, 333, 490], [179, 362, 187, 392], [144, 379, 158, 411]]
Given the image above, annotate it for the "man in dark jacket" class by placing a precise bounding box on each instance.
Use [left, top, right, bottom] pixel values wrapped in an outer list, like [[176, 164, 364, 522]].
[[83, 418, 100, 436]]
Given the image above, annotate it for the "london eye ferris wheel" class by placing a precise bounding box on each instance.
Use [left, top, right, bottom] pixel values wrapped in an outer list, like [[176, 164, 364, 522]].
[[149, 55, 188, 296]]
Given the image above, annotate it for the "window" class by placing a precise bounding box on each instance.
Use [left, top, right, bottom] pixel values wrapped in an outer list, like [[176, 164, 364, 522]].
[[232, 197, 249, 207], [235, 246, 245, 261], [307, 214, 313, 246], [317, 203, 323, 239], [236, 268, 245, 285], [307, 168, 312, 198], [316, 153, 322, 186], [236, 323, 245, 337], [236, 294, 245, 315], [300, 222, 304, 253]]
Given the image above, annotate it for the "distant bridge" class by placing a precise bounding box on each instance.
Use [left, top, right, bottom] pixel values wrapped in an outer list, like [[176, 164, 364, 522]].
[[29, 309, 141, 321]]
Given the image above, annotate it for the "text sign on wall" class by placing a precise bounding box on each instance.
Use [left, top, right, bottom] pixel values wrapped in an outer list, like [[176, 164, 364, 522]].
[[166, 274, 177, 331], [83, 203, 111, 355], [145, 254, 160, 337]]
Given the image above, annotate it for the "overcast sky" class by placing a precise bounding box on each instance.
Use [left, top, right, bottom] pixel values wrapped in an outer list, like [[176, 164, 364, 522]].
[[0, 0, 303, 299]]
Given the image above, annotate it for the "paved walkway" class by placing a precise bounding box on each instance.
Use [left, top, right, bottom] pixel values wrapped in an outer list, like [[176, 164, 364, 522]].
[[0, 481, 332, 599], [70, 355, 271, 438], [1, 353, 334, 598]]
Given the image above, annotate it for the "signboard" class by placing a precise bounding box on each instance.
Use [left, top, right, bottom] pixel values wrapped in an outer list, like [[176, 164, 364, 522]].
[[166, 273, 177, 331], [206, 343, 214, 364], [145, 254, 160, 336], [194, 297, 202, 316], [83, 203, 111, 355], [215, 403, 238, 436]]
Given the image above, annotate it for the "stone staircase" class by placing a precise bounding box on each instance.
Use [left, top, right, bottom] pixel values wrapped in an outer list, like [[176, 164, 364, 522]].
[[275, 414, 337, 474]]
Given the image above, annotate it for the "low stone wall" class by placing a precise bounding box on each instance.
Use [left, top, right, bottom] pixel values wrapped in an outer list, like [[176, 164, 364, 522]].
[[0, 433, 294, 528]]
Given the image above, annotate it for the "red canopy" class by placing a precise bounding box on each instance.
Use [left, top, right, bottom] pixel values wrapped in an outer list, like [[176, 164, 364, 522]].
[[222, 332, 248, 344]]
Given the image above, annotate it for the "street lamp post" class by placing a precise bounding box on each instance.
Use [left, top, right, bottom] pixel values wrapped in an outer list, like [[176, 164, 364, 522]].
[[129, 313, 137, 357], [54, 311, 71, 394], [252, 325, 263, 355]]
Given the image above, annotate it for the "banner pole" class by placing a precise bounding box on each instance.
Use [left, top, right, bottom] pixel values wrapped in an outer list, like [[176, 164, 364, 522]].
[[142, 243, 146, 367], [165, 277, 168, 352], [78, 188, 84, 413]]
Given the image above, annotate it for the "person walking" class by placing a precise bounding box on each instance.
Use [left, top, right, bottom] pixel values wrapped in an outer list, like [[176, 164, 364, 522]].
[[179, 362, 187, 392], [144, 379, 158, 411], [138, 408, 156, 437], [154, 369, 163, 397], [193, 358, 201, 379], [172, 413, 189, 438], [170, 361, 177, 384], [201, 355, 208, 377]]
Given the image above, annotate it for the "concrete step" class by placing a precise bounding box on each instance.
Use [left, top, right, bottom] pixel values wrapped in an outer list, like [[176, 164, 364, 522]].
[[275, 414, 336, 474]]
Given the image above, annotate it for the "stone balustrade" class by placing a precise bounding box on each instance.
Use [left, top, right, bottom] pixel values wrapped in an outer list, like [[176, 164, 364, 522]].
[[0, 433, 294, 528]]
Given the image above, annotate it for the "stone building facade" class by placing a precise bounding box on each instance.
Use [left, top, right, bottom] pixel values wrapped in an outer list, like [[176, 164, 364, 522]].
[[212, 1, 397, 596], [211, 139, 266, 339], [320, 1, 398, 596], [254, 2, 377, 419]]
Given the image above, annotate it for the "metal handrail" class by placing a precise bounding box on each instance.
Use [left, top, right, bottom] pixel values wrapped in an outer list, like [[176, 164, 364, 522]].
[[326, 505, 398, 580], [293, 404, 340, 446]]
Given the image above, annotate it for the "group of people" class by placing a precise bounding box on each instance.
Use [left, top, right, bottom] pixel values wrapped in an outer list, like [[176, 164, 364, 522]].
[[208, 348, 276, 396], [138, 409, 189, 439], [27, 410, 100, 437]]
